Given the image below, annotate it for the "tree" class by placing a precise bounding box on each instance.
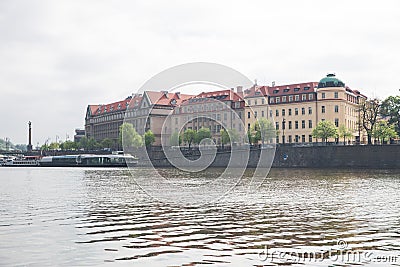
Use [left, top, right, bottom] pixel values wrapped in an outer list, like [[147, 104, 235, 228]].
[[144, 130, 155, 147], [338, 125, 353, 145], [49, 142, 60, 150], [170, 132, 182, 146], [312, 121, 338, 144], [87, 138, 99, 150], [183, 129, 196, 149], [100, 138, 114, 149], [220, 129, 230, 147], [119, 123, 143, 149], [360, 98, 380, 144], [60, 140, 77, 150], [373, 120, 398, 144], [78, 136, 89, 150], [195, 127, 211, 145], [257, 118, 276, 144], [380, 96, 400, 135]]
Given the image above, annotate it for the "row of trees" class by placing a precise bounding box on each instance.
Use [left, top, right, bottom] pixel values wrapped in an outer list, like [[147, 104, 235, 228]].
[[41, 123, 157, 151], [312, 120, 397, 144], [358, 96, 400, 144]]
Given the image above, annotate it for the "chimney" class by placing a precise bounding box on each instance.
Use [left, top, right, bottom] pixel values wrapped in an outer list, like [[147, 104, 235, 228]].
[[230, 88, 234, 92], [236, 86, 243, 93]]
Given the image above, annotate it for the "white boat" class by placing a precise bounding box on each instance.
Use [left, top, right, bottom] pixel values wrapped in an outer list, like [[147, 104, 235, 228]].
[[39, 154, 138, 167], [1, 156, 40, 167]]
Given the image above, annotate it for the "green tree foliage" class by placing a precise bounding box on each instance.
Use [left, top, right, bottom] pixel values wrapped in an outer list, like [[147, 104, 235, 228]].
[[220, 128, 239, 146], [119, 123, 143, 149], [248, 118, 276, 145], [144, 130, 155, 147], [100, 138, 114, 149], [373, 120, 398, 143], [48, 142, 60, 150], [78, 136, 88, 150], [380, 96, 400, 135], [60, 140, 78, 150], [87, 138, 99, 150], [312, 121, 338, 144], [169, 132, 182, 146], [338, 125, 353, 145], [183, 129, 196, 149], [195, 127, 211, 145], [360, 98, 380, 144]]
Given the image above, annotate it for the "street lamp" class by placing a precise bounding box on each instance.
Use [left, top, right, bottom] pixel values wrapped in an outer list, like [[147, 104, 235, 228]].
[[282, 118, 286, 144]]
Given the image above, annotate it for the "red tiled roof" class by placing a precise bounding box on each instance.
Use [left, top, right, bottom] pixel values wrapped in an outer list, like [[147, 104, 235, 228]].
[[247, 82, 318, 97]]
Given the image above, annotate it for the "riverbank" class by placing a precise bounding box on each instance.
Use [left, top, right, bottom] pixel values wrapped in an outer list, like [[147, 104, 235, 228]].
[[140, 144, 400, 169]]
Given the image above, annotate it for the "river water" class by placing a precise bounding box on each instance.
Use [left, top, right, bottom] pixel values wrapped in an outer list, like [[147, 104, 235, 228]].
[[0, 167, 399, 266]]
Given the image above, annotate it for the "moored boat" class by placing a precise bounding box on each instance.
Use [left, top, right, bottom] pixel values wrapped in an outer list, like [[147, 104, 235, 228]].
[[39, 154, 138, 167], [1, 156, 40, 167]]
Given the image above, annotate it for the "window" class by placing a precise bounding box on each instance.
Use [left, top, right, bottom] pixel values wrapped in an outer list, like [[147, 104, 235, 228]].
[[335, 118, 339, 127], [295, 95, 300, 101], [322, 106, 326, 113], [270, 97, 275, 103], [302, 94, 307, 101], [304, 86, 310, 91], [284, 89, 290, 93], [302, 107, 305, 115], [275, 122, 279, 130], [334, 92, 339, 98], [282, 96, 287, 102], [309, 120, 312, 128], [295, 135, 299, 142], [302, 120, 305, 129], [289, 95, 293, 102], [273, 90, 279, 94], [295, 108, 299, 115], [276, 97, 280, 103], [294, 87, 300, 92], [288, 108, 292, 116], [282, 109, 286, 116], [288, 135, 292, 143], [248, 100, 251, 105], [308, 107, 312, 114], [248, 112, 251, 119], [270, 110, 273, 117], [295, 121, 299, 129], [302, 135, 305, 143], [248, 123, 251, 131], [255, 100, 258, 105], [322, 92, 326, 99], [309, 135, 313, 142], [276, 110, 279, 116], [288, 121, 292, 129], [334, 105, 339, 113], [309, 94, 314, 100], [262, 110, 265, 117], [261, 99, 265, 105], [254, 111, 257, 118]]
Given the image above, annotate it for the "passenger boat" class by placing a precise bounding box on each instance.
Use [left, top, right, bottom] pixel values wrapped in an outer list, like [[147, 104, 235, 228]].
[[39, 154, 138, 167], [1, 156, 40, 167]]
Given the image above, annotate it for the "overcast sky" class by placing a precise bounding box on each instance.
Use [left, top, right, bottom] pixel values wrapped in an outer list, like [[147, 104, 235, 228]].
[[1, 0, 400, 145]]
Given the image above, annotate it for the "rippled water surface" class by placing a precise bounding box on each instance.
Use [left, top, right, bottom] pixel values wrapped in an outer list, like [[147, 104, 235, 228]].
[[0, 167, 400, 266]]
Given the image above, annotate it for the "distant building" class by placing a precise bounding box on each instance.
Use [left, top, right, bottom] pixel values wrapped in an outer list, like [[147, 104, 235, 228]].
[[167, 88, 245, 145], [84, 92, 193, 146], [244, 74, 367, 144], [74, 129, 86, 143]]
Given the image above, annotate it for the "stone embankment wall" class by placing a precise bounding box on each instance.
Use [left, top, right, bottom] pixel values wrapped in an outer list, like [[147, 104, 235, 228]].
[[138, 145, 400, 169]]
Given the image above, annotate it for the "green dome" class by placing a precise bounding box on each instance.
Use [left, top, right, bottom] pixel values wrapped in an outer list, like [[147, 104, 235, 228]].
[[318, 73, 345, 88]]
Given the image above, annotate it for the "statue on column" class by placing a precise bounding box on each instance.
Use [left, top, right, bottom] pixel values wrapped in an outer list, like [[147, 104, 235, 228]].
[[27, 121, 33, 152]]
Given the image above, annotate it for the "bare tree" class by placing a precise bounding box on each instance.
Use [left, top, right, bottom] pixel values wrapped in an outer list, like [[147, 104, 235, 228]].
[[359, 98, 380, 144]]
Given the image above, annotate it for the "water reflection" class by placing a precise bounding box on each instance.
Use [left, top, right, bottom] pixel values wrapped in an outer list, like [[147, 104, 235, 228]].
[[0, 168, 399, 266]]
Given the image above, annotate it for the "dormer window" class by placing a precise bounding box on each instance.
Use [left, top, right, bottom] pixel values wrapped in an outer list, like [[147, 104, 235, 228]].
[[273, 90, 279, 94], [294, 88, 300, 92], [283, 89, 290, 93], [118, 104, 121, 110], [304, 87, 310, 91]]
